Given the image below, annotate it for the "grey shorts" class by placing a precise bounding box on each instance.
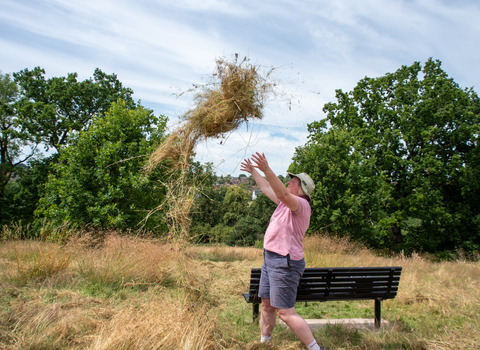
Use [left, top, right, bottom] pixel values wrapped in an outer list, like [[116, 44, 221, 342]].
[[258, 250, 305, 309]]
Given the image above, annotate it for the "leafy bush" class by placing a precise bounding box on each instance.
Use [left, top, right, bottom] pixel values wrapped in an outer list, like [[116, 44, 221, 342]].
[[229, 216, 262, 246], [35, 101, 168, 231]]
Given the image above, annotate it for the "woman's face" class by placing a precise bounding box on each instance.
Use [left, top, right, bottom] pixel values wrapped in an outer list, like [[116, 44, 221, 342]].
[[287, 177, 302, 196]]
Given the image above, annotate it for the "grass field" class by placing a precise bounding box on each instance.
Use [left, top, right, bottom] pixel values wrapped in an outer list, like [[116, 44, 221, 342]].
[[0, 231, 479, 349]]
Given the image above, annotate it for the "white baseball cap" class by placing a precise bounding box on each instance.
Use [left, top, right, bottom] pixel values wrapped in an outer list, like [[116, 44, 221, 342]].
[[287, 172, 315, 200]]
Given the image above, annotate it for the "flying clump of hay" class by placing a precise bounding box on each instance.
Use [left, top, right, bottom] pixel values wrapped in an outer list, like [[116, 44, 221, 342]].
[[146, 56, 275, 172]]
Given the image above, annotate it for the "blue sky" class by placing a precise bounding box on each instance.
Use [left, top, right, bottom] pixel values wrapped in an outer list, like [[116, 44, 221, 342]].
[[1, 0, 479, 176]]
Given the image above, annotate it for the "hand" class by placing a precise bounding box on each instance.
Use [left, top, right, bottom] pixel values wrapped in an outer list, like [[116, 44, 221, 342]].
[[251, 152, 270, 173], [240, 158, 255, 174]]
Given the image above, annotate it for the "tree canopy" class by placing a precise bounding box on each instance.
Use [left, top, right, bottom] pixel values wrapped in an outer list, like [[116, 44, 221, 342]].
[[290, 58, 480, 253], [13, 67, 135, 152]]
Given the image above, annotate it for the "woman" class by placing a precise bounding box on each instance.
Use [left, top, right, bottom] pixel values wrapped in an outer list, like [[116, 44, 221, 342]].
[[241, 152, 324, 350]]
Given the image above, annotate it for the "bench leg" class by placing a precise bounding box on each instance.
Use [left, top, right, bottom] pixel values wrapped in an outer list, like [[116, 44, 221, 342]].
[[374, 299, 381, 328], [253, 303, 259, 322]]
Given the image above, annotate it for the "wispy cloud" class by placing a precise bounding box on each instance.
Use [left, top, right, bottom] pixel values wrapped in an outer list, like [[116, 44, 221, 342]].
[[1, 0, 479, 175]]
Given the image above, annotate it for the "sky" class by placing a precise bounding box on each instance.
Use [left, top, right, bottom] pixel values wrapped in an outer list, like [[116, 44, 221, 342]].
[[1, 0, 479, 176]]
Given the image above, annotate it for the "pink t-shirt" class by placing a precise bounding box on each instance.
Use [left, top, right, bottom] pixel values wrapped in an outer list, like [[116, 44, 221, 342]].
[[263, 197, 311, 260]]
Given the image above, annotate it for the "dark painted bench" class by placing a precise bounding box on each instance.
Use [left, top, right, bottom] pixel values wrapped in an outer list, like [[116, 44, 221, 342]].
[[243, 266, 402, 328]]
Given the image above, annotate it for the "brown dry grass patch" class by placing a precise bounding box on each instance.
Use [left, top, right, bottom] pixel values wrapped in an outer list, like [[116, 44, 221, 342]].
[[89, 298, 216, 350], [74, 233, 179, 287]]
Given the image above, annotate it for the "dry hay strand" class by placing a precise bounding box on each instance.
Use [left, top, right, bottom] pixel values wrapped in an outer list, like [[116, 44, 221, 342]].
[[163, 173, 197, 239], [142, 169, 197, 241], [143, 55, 274, 241], [146, 55, 274, 172], [147, 126, 201, 172]]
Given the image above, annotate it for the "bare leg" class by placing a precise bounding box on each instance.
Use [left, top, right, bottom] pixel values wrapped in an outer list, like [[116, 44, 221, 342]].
[[277, 307, 315, 346], [260, 298, 277, 336]]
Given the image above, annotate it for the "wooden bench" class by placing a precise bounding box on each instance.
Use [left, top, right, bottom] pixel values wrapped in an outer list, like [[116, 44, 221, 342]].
[[243, 266, 402, 328]]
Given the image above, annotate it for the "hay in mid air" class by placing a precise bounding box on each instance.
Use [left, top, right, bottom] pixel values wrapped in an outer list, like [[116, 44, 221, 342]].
[[143, 55, 275, 244], [146, 55, 275, 172]]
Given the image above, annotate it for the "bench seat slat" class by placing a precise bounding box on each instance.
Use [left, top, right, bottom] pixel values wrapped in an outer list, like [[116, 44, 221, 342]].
[[299, 284, 400, 290], [298, 287, 400, 293], [297, 293, 398, 302], [304, 266, 402, 273], [302, 269, 401, 274]]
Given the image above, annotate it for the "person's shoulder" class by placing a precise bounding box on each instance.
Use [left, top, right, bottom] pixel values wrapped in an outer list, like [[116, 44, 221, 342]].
[[299, 196, 308, 203], [298, 197, 310, 207], [294, 197, 311, 215]]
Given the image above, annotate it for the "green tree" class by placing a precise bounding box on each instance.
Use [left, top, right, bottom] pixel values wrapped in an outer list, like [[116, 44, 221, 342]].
[[231, 194, 278, 246], [291, 58, 480, 253], [222, 185, 249, 227], [35, 101, 168, 230], [13, 67, 134, 152], [229, 216, 262, 246], [191, 185, 227, 228], [246, 194, 278, 232]]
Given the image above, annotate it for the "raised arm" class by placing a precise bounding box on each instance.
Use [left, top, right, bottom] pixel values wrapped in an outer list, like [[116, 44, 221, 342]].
[[250, 152, 300, 212], [240, 158, 278, 204]]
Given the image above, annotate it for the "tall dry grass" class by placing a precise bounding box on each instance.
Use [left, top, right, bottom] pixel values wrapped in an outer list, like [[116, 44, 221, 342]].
[[0, 231, 231, 348], [1, 232, 479, 349], [303, 234, 382, 267], [74, 233, 179, 287], [89, 298, 216, 350], [2, 291, 100, 349], [0, 240, 74, 286]]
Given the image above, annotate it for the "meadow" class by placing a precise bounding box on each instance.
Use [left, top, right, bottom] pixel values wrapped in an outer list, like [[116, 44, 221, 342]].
[[0, 227, 479, 350]]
